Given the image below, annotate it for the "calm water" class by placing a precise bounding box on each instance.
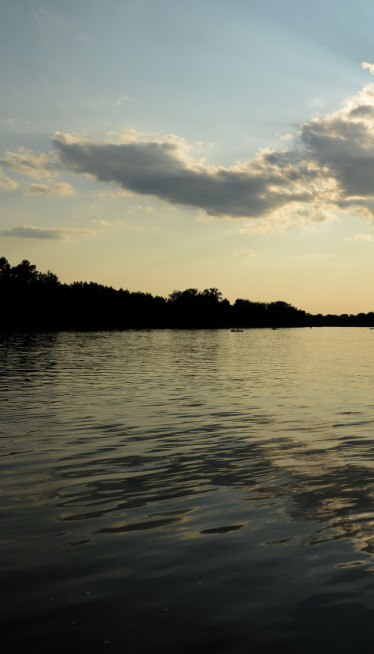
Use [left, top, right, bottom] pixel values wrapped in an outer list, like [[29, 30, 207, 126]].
[[2, 328, 374, 653]]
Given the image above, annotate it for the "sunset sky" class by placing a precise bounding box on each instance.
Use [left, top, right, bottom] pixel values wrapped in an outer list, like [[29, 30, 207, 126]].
[[3, 0, 374, 314]]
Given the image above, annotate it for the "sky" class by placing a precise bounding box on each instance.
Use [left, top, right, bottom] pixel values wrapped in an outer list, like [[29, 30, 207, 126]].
[[3, 1, 374, 314]]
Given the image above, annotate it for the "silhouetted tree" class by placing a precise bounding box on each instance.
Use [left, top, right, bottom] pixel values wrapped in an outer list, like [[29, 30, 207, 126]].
[[1, 256, 374, 331], [12, 259, 38, 284], [0, 257, 11, 278]]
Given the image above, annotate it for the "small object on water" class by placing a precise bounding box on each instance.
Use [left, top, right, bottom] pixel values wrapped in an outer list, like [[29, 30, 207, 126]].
[[230, 328, 243, 332]]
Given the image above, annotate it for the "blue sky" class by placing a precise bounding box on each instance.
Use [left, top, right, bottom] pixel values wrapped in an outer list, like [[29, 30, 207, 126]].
[[2, 0, 374, 313]]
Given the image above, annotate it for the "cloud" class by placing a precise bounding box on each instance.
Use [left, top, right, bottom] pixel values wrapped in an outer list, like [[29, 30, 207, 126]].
[[361, 62, 374, 75], [134, 204, 154, 212], [0, 226, 94, 240], [238, 204, 336, 235], [23, 182, 74, 196], [21, 64, 374, 223], [4, 118, 30, 127], [92, 219, 112, 226], [0, 174, 18, 190], [1, 148, 58, 179], [116, 95, 128, 106], [239, 216, 294, 235], [52, 131, 314, 219], [233, 250, 255, 257], [91, 95, 129, 107], [95, 189, 133, 199], [298, 84, 374, 205], [346, 233, 373, 241]]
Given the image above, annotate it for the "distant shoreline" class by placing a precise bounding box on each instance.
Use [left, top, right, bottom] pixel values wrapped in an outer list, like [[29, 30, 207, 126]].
[[2, 257, 374, 331]]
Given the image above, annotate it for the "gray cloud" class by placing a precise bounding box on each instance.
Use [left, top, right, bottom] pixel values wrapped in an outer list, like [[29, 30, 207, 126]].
[[49, 72, 374, 221], [52, 133, 315, 219], [23, 182, 74, 195], [299, 101, 374, 202], [349, 105, 374, 118], [0, 226, 94, 240]]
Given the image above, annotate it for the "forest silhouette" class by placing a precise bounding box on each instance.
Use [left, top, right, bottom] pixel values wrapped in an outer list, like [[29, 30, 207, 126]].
[[1, 256, 374, 331]]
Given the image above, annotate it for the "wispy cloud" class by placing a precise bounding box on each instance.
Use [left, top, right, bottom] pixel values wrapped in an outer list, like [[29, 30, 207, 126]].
[[346, 233, 373, 241], [233, 250, 255, 257], [4, 118, 30, 127], [1, 148, 58, 179], [134, 204, 154, 212], [91, 95, 129, 107], [0, 226, 95, 240], [92, 219, 112, 226], [23, 182, 74, 196], [239, 204, 336, 234], [0, 174, 18, 190]]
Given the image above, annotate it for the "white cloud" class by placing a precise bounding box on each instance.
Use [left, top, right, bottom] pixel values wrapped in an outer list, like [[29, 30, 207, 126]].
[[92, 219, 112, 226], [95, 189, 133, 199], [361, 62, 374, 75], [233, 250, 255, 257], [134, 204, 154, 212], [1, 148, 58, 178], [0, 174, 18, 190], [116, 95, 129, 106], [239, 205, 336, 235], [346, 233, 373, 241]]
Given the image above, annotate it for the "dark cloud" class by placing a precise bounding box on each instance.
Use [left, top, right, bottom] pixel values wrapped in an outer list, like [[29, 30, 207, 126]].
[[300, 110, 374, 200], [23, 182, 74, 195], [0, 226, 94, 240], [52, 133, 315, 219], [50, 77, 374, 221], [349, 105, 374, 118]]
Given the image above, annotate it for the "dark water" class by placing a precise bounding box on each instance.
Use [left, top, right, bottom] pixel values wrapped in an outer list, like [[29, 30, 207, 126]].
[[2, 328, 374, 653]]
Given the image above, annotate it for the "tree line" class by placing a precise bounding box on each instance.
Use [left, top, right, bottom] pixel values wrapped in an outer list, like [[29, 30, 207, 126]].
[[1, 257, 374, 331]]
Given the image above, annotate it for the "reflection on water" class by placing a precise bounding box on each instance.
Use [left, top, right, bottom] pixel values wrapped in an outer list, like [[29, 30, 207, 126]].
[[2, 328, 374, 652]]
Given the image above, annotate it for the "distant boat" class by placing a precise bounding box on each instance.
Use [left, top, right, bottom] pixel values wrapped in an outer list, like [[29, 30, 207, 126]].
[[230, 328, 243, 332]]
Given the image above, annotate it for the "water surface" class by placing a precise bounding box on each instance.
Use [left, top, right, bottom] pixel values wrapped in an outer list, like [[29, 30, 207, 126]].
[[2, 328, 374, 652]]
